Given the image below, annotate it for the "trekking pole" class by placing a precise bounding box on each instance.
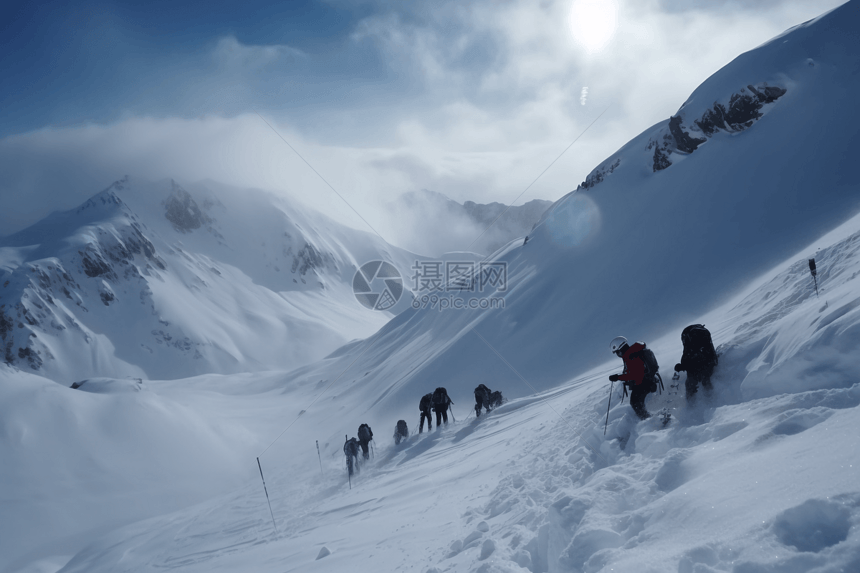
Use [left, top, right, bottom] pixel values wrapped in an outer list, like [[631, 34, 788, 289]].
[[604, 381, 613, 435], [345, 435, 351, 489], [256, 457, 278, 532], [316, 440, 323, 475], [449, 403, 456, 423]]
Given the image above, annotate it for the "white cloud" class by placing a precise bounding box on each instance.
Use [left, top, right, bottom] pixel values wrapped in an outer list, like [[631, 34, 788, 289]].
[[1, 0, 847, 257], [212, 36, 305, 69]]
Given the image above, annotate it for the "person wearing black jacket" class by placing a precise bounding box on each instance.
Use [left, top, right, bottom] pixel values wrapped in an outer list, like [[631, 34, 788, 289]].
[[674, 324, 718, 404], [357, 423, 373, 459], [419, 393, 433, 433], [431, 387, 453, 427], [344, 436, 361, 477], [474, 383, 491, 417]]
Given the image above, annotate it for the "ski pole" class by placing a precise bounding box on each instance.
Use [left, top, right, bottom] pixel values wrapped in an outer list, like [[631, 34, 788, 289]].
[[257, 457, 278, 532], [316, 440, 323, 475], [604, 381, 613, 435], [345, 435, 351, 489], [449, 403, 456, 423]]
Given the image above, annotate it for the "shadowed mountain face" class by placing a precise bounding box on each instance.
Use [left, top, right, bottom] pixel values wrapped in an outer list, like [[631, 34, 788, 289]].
[[390, 189, 552, 256]]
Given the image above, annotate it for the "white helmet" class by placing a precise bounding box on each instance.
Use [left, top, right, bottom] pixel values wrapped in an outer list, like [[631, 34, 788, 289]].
[[610, 336, 628, 355]]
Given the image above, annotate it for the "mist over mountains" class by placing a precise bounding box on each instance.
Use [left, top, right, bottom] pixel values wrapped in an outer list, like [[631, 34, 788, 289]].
[[388, 189, 551, 256]]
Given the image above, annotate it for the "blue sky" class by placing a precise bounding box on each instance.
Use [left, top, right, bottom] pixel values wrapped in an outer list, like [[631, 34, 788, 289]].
[[1, 0, 385, 136], [0, 0, 848, 245]]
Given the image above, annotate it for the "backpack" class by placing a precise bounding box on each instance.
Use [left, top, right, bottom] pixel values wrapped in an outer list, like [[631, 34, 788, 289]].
[[475, 384, 490, 402], [396, 420, 408, 436], [681, 324, 718, 368], [432, 387, 449, 406], [344, 437, 359, 457], [631, 343, 659, 381], [419, 393, 432, 411], [488, 390, 504, 409], [358, 424, 372, 442]]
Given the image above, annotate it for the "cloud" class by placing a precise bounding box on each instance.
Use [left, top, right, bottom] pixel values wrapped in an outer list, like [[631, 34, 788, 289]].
[[1, 0, 847, 258], [212, 36, 306, 70]]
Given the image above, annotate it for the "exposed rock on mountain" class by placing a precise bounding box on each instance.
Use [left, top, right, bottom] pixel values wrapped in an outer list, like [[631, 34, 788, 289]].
[[580, 82, 788, 189], [164, 181, 211, 232]]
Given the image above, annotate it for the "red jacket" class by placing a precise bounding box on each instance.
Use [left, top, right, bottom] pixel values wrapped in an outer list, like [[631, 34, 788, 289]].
[[617, 342, 646, 385]]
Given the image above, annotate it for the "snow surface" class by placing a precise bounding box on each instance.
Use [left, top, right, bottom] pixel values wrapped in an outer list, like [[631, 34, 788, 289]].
[[4, 207, 859, 572], [2, 2, 860, 571]]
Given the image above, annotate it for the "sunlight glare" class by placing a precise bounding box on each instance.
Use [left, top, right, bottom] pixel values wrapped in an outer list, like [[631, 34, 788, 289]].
[[569, 0, 619, 54]]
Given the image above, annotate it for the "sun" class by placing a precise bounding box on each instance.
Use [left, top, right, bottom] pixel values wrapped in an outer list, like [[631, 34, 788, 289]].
[[569, 0, 619, 54]]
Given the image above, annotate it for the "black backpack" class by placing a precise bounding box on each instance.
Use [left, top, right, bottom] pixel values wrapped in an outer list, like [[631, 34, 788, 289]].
[[419, 393, 432, 411], [396, 420, 408, 435], [475, 384, 490, 401], [681, 324, 718, 367], [358, 424, 373, 442], [344, 437, 359, 456], [432, 387, 449, 406]]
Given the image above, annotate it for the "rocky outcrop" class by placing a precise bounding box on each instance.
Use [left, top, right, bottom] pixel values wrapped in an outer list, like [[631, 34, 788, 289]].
[[581, 158, 621, 190], [695, 85, 787, 136], [576, 82, 788, 189], [649, 83, 787, 172], [290, 243, 327, 276], [164, 182, 210, 233]]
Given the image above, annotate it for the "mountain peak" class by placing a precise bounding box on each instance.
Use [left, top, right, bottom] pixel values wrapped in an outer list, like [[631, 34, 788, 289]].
[[75, 176, 131, 216]]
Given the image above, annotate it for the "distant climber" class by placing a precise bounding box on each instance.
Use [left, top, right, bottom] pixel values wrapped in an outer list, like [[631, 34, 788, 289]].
[[674, 324, 718, 404], [432, 387, 453, 427], [608, 336, 659, 420], [357, 423, 374, 459], [419, 392, 433, 433], [394, 420, 409, 445], [344, 436, 361, 477], [474, 384, 504, 417], [474, 383, 491, 417]]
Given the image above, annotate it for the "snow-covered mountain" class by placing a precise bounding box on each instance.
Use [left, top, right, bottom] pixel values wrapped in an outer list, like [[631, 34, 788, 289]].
[[389, 189, 551, 256], [276, 0, 860, 417], [0, 177, 421, 381], [2, 2, 860, 572]]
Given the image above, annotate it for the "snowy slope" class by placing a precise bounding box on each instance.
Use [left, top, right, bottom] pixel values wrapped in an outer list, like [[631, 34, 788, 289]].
[[265, 0, 860, 417], [0, 177, 422, 381], [3, 3, 860, 572], [6, 186, 858, 573]]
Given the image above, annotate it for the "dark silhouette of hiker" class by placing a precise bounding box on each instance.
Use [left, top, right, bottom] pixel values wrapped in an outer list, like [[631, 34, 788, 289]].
[[419, 392, 433, 433], [357, 423, 373, 459], [431, 387, 452, 427]]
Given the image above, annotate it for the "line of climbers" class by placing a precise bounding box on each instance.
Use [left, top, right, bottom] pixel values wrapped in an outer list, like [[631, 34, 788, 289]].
[[608, 324, 718, 420], [342, 324, 716, 477], [344, 384, 506, 475]]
